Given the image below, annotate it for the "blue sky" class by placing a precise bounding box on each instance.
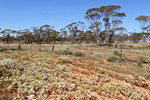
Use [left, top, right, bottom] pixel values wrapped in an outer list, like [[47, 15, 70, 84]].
[[0, 0, 150, 32]]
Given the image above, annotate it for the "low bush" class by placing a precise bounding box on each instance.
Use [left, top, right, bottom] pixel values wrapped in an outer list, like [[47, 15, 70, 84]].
[[74, 51, 85, 57], [136, 56, 148, 67], [55, 50, 73, 55], [63, 49, 73, 55], [106, 55, 118, 62]]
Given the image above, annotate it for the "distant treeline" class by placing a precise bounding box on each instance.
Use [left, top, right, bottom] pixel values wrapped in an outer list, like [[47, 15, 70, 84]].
[[0, 5, 150, 45]]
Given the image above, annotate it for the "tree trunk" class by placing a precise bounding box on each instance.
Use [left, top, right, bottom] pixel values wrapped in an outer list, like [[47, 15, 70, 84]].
[[95, 31, 102, 45]]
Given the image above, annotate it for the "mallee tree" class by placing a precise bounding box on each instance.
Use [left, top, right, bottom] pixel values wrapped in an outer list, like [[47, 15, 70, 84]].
[[85, 5, 126, 46]]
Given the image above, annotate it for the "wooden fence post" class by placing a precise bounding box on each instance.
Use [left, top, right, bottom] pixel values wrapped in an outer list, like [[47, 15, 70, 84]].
[[120, 44, 123, 62], [18, 44, 21, 50], [39, 43, 41, 52], [52, 46, 55, 52]]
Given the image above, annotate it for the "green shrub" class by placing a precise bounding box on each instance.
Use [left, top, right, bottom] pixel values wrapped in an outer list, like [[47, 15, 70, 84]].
[[63, 50, 73, 55], [74, 51, 85, 57], [106, 55, 118, 62], [136, 56, 147, 67], [55, 50, 73, 55]]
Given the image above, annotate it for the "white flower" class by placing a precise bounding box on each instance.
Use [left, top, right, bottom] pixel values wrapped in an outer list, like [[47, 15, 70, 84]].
[[27, 94, 35, 100]]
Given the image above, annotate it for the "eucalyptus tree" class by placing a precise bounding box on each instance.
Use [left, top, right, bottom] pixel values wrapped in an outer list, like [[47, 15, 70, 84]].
[[142, 33, 150, 42], [135, 15, 150, 33], [85, 5, 126, 45], [0, 29, 14, 44], [18, 29, 34, 44], [51, 30, 60, 44], [11, 30, 22, 49], [77, 31, 85, 44], [65, 22, 80, 43], [31, 26, 43, 44], [147, 17, 150, 32], [147, 25, 150, 32], [0, 29, 16, 48], [39, 25, 54, 43], [30, 26, 43, 51], [78, 21, 86, 31], [129, 32, 143, 43], [99, 5, 126, 45], [113, 27, 128, 43], [65, 21, 86, 44], [114, 27, 127, 34], [59, 28, 68, 43], [76, 21, 86, 43], [85, 30, 96, 43], [85, 8, 102, 45]]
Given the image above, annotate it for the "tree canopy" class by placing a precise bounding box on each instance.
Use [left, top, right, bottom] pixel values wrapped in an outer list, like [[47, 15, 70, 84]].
[[135, 15, 150, 33]]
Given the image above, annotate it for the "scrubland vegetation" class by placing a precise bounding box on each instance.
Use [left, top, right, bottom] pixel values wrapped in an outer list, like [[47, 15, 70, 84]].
[[0, 4, 150, 100], [0, 42, 150, 100]]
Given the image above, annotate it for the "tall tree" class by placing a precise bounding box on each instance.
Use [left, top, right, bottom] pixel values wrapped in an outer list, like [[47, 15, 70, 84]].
[[59, 28, 68, 43], [76, 21, 86, 44], [18, 29, 34, 44], [85, 8, 102, 45], [135, 15, 150, 33], [147, 17, 150, 32], [85, 30, 96, 43], [39, 25, 54, 43], [65, 22, 80, 43], [31, 26, 43, 44], [85, 5, 126, 45], [0, 29, 15, 48], [114, 27, 128, 43], [0, 29, 14, 44], [51, 30, 59, 44], [65, 21, 86, 44]]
